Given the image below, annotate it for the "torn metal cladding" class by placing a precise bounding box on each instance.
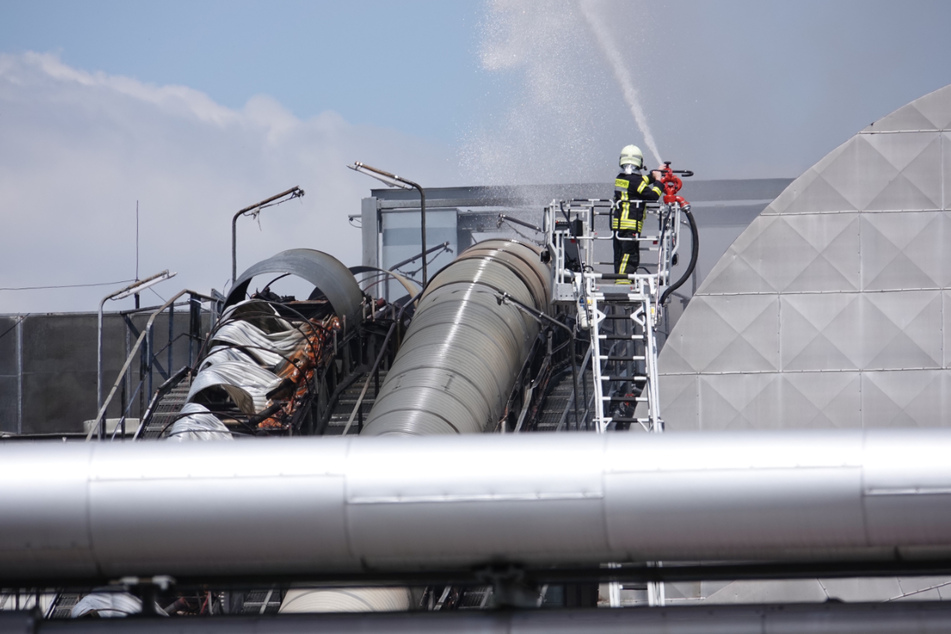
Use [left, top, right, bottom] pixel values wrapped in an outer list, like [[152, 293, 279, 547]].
[[169, 248, 363, 439], [2, 430, 951, 583], [174, 300, 340, 436], [362, 239, 552, 436], [256, 315, 336, 431], [226, 248, 363, 335]]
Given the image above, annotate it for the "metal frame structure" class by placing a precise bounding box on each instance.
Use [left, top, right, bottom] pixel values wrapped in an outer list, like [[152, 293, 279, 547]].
[[543, 196, 689, 433], [91, 290, 220, 440]]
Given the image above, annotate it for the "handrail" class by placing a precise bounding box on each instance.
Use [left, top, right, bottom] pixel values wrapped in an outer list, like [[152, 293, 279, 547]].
[[340, 289, 420, 435], [87, 289, 219, 441], [341, 319, 397, 436], [132, 366, 192, 440]]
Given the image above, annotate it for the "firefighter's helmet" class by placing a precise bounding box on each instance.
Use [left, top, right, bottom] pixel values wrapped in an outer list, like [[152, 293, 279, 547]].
[[619, 144, 644, 170]]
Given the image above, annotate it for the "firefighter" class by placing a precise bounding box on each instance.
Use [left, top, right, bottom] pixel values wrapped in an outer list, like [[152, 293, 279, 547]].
[[613, 144, 663, 282]]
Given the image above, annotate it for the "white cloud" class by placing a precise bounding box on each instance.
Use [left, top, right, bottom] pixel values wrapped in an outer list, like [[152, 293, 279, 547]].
[[0, 52, 458, 314], [463, 0, 633, 186]]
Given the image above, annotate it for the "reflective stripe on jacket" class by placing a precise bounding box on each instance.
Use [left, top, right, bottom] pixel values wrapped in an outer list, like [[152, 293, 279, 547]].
[[613, 173, 661, 232]]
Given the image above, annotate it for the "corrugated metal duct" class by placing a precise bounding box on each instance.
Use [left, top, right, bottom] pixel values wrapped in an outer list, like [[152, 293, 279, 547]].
[[296, 240, 550, 610], [3, 429, 951, 583], [7, 602, 951, 633], [363, 239, 551, 436]]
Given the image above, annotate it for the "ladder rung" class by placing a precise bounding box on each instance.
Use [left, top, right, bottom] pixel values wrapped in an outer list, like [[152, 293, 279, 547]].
[[610, 417, 657, 425], [600, 376, 647, 382], [599, 334, 644, 341], [600, 356, 643, 362], [591, 298, 649, 305], [602, 396, 648, 403]]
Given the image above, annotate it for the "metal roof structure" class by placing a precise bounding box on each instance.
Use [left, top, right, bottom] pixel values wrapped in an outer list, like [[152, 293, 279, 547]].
[[660, 83, 951, 432]]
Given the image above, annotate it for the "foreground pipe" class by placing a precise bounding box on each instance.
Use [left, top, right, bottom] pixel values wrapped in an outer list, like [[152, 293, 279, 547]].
[[7, 602, 951, 634], [363, 239, 551, 435], [2, 429, 951, 582]]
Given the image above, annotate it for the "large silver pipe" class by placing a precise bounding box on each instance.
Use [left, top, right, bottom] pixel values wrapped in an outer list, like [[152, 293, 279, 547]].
[[7, 602, 951, 633], [2, 430, 951, 582], [363, 239, 551, 435]]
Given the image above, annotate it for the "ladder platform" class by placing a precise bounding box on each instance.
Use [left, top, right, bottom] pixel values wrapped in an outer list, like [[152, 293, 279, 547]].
[[594, 286, 651, 298], [610, 417, 646, 424], [597, 259, 659, 266], [596, 272, 649, 281]]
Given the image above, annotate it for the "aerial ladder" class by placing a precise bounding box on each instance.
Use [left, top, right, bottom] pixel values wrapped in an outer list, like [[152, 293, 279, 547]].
[[544, 163, 697, 434], [544, 163, 696, 607]]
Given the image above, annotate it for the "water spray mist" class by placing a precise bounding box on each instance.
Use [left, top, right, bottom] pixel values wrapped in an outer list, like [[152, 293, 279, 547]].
[[579, 0, 663, 166]]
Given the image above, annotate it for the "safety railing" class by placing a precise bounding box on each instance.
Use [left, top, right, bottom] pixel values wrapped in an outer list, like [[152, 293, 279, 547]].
[[87, 290, 221, 441], [338, 288, 419, 435]]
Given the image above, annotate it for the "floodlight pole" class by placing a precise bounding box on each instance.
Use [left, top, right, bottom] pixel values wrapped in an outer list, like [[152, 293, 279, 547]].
[[97, 270, 176, 417], [349, 162, 428, 286], [232, 186, 305, 283]]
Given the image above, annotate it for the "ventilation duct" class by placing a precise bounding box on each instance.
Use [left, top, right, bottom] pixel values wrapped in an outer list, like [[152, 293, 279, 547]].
[[363, 239, 551, 435], [286, 240, 551, 611]]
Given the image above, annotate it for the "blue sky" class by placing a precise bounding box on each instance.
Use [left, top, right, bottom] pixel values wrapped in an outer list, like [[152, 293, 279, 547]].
[[1, 0, 950, 312], [1, 1, 485, 142]]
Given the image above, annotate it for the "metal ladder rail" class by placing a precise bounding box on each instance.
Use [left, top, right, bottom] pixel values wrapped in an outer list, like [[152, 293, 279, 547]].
[[585, 274, 653, 434], [586, 290, 610, 433], [604, 296, 649, 433], [625, 277, 663, 433]]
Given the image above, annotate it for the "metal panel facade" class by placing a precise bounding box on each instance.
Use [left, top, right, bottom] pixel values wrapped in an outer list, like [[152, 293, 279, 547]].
[[660, 83, 951, 432]]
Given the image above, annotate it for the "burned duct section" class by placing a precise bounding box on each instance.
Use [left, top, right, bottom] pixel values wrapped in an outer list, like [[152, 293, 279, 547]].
[[165, 249, 363, 440], [363, 239, 551, 436]]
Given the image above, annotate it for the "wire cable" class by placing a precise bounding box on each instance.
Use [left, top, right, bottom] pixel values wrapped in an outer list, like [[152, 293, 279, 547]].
[[0, 279, 136, 291]]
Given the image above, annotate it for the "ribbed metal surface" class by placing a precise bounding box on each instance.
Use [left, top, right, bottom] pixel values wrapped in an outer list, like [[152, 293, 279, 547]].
[[363, 240, 551, 436], [3, 430, 951, 582], [660, 83, 951, 430]]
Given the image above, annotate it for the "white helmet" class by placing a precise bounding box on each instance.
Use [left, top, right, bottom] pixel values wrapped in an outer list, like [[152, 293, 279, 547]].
[[619, 144, 644, 170]]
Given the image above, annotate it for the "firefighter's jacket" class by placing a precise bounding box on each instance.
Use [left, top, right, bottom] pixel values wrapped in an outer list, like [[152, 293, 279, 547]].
[[613, 171, 662, 233]]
